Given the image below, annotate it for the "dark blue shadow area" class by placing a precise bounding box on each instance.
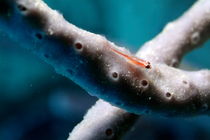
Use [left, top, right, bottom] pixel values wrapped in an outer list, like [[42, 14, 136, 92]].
[[1, 0, 210, 140]]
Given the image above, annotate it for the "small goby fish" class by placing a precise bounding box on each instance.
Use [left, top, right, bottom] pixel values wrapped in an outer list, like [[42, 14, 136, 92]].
[[110, 47, 151, 69]]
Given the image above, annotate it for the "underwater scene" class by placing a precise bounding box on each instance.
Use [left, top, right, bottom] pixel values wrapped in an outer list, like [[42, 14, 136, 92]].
[[1, 0, 210, 140]]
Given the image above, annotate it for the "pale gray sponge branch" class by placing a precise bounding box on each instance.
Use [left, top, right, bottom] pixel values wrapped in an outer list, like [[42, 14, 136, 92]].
[[137, 0, 210, 67], [68, 100, 138, 140], [1, 0, 210, 140]]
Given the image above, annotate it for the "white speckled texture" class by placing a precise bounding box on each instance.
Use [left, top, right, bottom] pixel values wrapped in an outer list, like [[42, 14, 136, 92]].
[[1, 0, 210, 140]]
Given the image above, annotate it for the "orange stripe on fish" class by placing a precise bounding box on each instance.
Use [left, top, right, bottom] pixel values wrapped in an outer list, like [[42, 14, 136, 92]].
[[110, 47, 151, 69]]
